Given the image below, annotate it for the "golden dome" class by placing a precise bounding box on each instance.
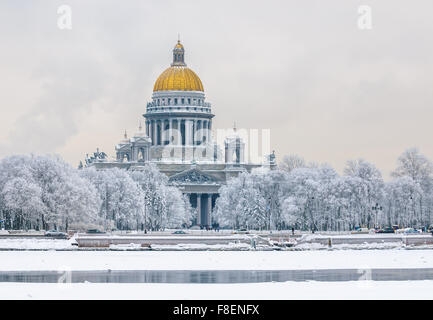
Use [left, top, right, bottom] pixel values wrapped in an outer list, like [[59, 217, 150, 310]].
[[153, 66, 204, 92], [153, 40, 204, 92]]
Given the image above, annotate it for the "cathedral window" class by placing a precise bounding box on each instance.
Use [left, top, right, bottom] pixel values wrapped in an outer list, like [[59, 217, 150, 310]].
[[168, 98, 171, 105], [181, 98, 185, 104], [174, 98, 178, 105], [188, 98, 191, 104]]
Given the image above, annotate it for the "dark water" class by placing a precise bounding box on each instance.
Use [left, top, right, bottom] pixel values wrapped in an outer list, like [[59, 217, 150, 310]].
[[1, 268, 433, 283]]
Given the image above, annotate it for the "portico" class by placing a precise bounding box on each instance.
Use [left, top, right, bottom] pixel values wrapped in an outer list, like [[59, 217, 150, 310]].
[[187, 193, 218, 228], [169, 167, 221, 228]]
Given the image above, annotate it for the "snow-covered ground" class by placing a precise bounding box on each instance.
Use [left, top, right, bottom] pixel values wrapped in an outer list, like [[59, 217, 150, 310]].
[[1, 249, 433, 271], [0, 238, 77, 250], [1, 249, 433, 299], [1, 280, 433, 300]]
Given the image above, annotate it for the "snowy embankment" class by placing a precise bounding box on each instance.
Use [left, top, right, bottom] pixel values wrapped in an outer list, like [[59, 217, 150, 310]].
[[2, 280, 433, 299], [1, 250, 433, 271], [0, 238, 77, 250], [1, 234, 433, 251]]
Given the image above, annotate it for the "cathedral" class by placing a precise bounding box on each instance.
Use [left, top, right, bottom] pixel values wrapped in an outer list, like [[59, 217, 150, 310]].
[[88, 40, 276, 228]]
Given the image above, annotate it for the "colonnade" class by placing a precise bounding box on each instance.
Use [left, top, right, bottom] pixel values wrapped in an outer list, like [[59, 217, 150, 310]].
[[187, 193, 218, 228], [146, 118, 211, 146]]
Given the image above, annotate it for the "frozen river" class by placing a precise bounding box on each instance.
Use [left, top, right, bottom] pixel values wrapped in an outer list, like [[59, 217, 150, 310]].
[[1, 268, 433, 283]]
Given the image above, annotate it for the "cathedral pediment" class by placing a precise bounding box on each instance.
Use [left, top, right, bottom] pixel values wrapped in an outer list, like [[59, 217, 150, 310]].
[[116, 144, 131, 151], [131, 136, 151, 144], [169, 168, 219, 185]]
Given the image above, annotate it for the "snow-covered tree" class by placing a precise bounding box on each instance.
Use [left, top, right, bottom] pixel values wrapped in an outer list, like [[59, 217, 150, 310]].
[[0, 155, 101, 231], [129, 164, 188, 230], [392, 148, 433, 182], [279, 154, 307, 173], [81, 167, 144, 230], [343, 159, 384, 228], [384, 176, 423, 227], [214, 172, 267, 230], [1, 178, 44, 230]]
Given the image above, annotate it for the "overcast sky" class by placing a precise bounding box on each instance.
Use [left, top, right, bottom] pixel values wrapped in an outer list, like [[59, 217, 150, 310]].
[[0, 0, 432, 178]]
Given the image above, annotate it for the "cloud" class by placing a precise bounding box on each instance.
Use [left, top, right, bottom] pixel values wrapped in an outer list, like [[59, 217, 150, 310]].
[[0, 0, 432, 177]]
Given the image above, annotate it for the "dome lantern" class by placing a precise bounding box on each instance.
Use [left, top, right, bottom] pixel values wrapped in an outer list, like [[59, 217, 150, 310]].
[[171, 40, 186, 67], [153, 40, 204, 92]]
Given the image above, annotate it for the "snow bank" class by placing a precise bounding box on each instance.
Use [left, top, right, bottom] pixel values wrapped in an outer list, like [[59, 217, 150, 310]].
[[0, 238, 77, 250], [1, 280, 433, 300], [1, 249, 433, 271]]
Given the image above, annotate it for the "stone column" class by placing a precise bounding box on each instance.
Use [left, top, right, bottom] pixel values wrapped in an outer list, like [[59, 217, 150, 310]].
[[207, 121, 212, 144], [193, 120, 197, 145], [185, 119, 193, 145], [169, 119, 173, 145], [196, 194, 201, 226], [177, 119, 182, 145], [184, 119, 189, 146], [159, 120, 163, 145], [207, 194, 212, 227], [203, 120, 207, 144], [149, 121, 152, 144], [164, 120, 169, 145], [190, 120, 195, 145], [152, 120, 157, 146]]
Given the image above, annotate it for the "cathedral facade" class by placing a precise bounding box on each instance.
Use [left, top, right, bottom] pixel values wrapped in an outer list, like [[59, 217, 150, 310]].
[[89, 40, 275, 228]]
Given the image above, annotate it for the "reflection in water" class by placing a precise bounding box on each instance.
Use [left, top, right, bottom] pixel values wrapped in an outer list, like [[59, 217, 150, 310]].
[[1, 268, 433, 283]]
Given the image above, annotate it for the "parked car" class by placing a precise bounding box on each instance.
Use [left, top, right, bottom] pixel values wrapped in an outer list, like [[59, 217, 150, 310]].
[[172, 230, 187, 234], [233, 228, 250, 234], [376, 227, 395, 234], [44, 230, 68, 239], [86, 229, 105, 234], [403, 228, 421, 234], [351, 227, 369, 234]]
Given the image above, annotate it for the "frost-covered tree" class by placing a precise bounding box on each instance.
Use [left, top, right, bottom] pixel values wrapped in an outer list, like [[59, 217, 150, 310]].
[[129, 164, 188, 230], [384, 176, 423, 227], [279, 154, 307, 173], [214, 172, 267, 230], [0, 155, 101, 231], [343, 159, 384, 228], [81, 167, 144, 230], [1, 178, 44, 230], [392, 148, 433, 182], [391, 148, 433, 227], [282, 166, 337, 232]]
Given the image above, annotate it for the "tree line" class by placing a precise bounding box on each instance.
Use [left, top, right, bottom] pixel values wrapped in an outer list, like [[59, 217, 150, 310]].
[[0, 155, 192, 231], [214, 148, 433, 231], [1, 148, 432, 232]]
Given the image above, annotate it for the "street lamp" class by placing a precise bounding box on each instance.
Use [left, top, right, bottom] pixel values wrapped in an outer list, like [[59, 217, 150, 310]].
[[372, 203, 383, 228], [311, 196, 316, 233]]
